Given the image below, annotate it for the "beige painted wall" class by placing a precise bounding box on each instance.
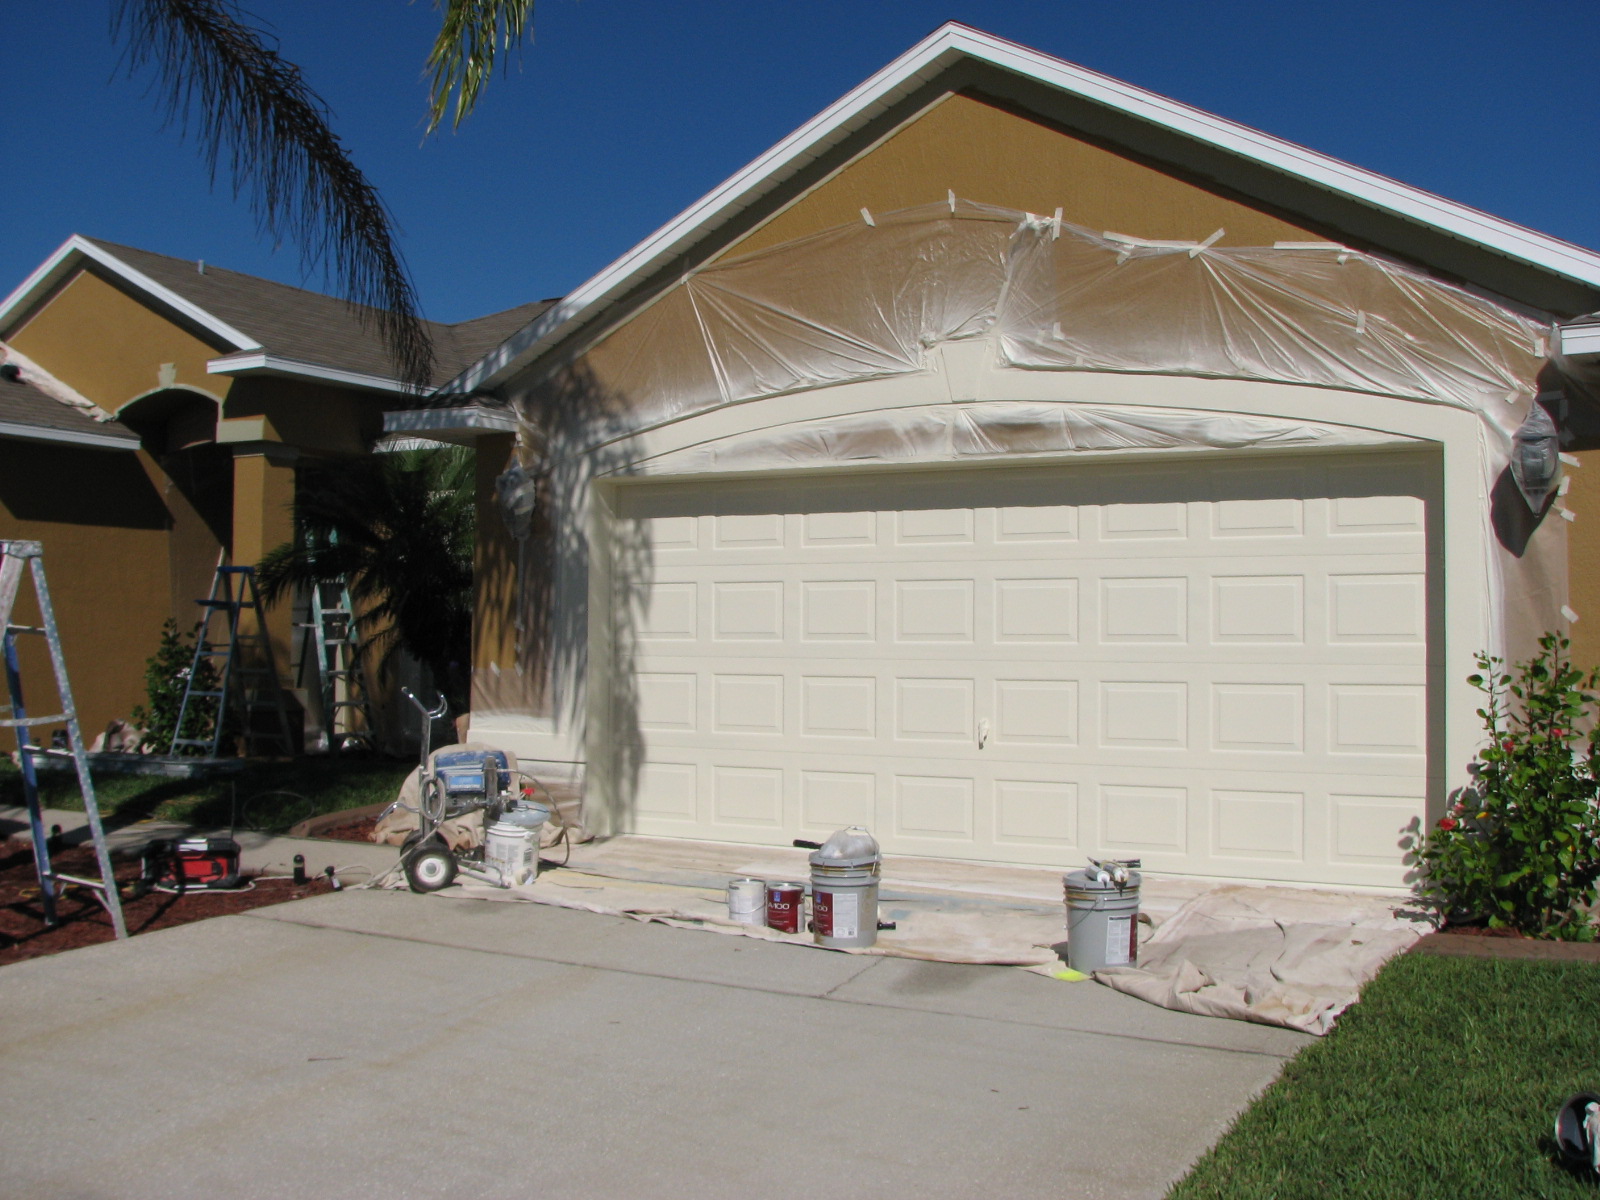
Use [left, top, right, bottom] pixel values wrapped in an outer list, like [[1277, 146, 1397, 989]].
[[725, 91, 1325, 261]]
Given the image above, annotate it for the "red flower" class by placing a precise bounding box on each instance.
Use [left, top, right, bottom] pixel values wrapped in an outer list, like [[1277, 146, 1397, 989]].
[[1437, 816, 1459, 832], [1502, 740, 1515, 752]]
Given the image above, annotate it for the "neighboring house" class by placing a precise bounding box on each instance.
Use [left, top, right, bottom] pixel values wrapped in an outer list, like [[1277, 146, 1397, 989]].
[[386, 22, 1600, 889], [0, 235, 550, 743]]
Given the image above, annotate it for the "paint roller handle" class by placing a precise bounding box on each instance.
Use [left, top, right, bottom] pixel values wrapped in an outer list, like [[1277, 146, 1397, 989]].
[[793, 839, 823, 850]]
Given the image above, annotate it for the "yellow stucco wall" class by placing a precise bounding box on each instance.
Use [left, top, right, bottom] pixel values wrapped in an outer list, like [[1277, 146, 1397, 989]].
[[7, 270, 231, 412], [1565, 453, 1600, 672], [725, 91, 1325, 261], [0, 442, 173, 737]]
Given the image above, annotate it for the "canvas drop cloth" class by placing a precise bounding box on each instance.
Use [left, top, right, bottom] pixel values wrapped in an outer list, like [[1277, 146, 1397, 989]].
[[1095, 885, 1430, 1036], [371, 835, 1423, 1032]]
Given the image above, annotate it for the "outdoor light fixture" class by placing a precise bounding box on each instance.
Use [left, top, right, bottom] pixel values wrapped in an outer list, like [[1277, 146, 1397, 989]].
[[495, 461, 538, 540], [1511, 401, 1562, 512]]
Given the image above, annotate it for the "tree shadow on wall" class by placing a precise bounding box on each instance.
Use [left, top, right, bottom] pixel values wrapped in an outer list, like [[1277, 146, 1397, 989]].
[[481, 359, 649, 834]]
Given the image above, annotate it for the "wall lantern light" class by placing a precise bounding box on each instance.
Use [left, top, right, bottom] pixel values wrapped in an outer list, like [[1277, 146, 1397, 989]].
[[1511, 401, 1563, 512]]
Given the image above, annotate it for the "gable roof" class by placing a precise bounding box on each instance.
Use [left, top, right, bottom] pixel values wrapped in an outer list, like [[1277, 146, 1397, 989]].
[[0, 369, 139, 450], [0, 236, 558, 394], [446, 21, 1600, 397]]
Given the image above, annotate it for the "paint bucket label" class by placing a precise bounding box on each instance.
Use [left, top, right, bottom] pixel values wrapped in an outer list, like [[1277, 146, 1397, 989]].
[[814, 888, 858, 940], [727, 878, 765, 925], [766, 882, 805, 934], [1104, 914, 1136, 967]]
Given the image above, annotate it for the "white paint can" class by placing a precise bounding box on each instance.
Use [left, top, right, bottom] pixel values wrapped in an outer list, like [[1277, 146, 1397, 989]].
[[485, 821, 535, 886], [727, 877, 765, 924]]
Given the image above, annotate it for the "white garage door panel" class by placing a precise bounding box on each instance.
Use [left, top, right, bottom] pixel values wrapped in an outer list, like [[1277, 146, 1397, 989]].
[[612, 454, 1436, 886]]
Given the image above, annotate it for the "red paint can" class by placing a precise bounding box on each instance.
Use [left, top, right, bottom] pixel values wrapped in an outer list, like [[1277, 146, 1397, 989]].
[[765, 881, 806, 934]]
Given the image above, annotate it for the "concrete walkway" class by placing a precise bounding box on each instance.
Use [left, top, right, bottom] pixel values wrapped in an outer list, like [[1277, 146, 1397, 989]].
[[0, 883, 1310, 1199]]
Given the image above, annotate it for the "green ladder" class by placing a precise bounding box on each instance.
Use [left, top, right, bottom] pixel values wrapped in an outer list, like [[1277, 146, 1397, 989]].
[[169, 565, 296, 758], [297, 579, 374, 752]]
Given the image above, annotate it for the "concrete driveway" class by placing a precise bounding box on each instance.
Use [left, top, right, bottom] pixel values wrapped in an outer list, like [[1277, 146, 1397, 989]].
[[0, 888, 1308, 1199]]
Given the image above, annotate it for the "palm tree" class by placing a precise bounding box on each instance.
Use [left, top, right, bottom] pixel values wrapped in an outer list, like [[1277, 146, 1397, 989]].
[[113, 1, 535, 390], [257, 447, 475, 713]]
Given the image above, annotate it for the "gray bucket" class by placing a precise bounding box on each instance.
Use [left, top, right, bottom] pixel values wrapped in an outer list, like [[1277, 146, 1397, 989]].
[[809, 826, 881, 949], [1063, 869, 1141, 973]]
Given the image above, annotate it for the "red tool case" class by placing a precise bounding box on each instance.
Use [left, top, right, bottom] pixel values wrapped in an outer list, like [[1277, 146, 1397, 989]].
[[140, 837, 242, 891]]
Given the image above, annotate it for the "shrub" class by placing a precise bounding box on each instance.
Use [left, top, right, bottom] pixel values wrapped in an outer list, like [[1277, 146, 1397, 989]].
[[1418, 633, 1600, 939], [131, 619, 220, 755]]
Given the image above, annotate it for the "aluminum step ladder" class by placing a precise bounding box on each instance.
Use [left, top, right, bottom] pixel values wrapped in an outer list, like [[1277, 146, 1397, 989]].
[[170, 565, 296, 758], [297, 579, 374, 751], [0, 540, 127, 938]]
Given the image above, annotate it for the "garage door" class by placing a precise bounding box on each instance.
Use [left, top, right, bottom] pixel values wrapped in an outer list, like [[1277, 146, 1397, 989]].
[[609, 451, 1437, 886]]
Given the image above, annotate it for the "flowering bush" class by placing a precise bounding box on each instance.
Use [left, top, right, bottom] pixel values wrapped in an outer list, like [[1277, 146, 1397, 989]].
[[1417, 633, 1600, 939]]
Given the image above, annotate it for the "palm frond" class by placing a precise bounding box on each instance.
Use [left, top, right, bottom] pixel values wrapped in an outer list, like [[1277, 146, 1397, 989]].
[[425, 0, 535, 133], [114, 0, 435, 390]]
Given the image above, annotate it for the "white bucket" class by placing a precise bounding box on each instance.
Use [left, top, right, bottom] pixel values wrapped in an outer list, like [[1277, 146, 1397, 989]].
[[485, 821, 535, 886], [727, 877, 765, 924]]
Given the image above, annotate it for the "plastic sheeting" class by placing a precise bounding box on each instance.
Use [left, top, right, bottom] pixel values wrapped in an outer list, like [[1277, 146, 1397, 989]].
[[634, 401, 1414, 474], [503, 196, 1585, 723], [519, 198, 1552, 439]]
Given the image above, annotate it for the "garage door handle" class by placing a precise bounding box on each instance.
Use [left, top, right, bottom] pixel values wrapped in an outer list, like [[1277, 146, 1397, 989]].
[[977, 718, 990, 749]]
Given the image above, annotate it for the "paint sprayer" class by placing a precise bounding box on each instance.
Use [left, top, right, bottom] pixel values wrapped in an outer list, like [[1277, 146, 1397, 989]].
[[386, 688, 561, 893]]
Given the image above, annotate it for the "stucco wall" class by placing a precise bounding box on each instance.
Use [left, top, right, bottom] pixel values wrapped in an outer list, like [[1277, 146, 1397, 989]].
[[725, 91, 1325, 261], [0, 441, 172, 737]]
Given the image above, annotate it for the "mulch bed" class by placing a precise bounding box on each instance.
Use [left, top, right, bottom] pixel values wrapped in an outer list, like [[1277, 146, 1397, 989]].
[[1409, 924, 1600, 963], [312, 815, 381, 843], [0, 837, 333, 967]]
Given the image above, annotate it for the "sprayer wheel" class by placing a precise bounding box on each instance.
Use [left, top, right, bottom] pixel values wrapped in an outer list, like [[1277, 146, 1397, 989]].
[[405, 844, 458, 893]]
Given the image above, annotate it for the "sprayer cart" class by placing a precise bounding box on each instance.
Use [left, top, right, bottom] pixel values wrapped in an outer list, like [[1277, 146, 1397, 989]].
[[387, 689, 563, 893]]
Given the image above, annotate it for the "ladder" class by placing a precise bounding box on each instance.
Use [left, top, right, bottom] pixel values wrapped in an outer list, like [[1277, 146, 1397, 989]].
[[0, 540, 127, 938], [296, 579, 374, 751], [169, 565, 296, 758]]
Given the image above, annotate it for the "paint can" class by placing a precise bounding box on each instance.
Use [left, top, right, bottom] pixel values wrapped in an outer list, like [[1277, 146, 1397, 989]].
[[484, 821, 535, 886], [765, 881, 806, 934], [727, 877, 766, 924], [1063, 867, 1142, 973], [809, 826, 882, 949]]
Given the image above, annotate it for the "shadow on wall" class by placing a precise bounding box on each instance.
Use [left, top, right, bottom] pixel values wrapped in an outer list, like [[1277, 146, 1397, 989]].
[[483, 360, 650, 832]]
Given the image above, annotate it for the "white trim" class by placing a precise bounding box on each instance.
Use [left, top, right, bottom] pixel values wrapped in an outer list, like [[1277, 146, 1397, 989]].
[[0, 236, 261, 351], [206, 351, 408, 395], [382, 405, 519, 436], [0, 419, 138, 450], [1560, 324, 1600, 358], [447, 22, 1600, 395]]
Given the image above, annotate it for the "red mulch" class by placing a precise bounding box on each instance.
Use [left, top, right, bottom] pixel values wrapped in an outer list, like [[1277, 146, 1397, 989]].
[[313, 815, 380, 843], [0, 837, 332, 967]]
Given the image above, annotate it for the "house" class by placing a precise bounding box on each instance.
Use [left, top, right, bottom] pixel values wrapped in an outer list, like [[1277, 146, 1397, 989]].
[[0, 236, 548, 743], [397, 22, 1600, 890]]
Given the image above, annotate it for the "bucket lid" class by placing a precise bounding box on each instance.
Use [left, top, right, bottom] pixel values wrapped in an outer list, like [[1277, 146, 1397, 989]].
[[1063, 868, 1142, 892], [809, 825, 881, 869], [487, 821, 531, 836]]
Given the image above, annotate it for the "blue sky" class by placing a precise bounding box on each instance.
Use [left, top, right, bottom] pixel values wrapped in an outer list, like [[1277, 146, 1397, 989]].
[[6, 1, 1599, 323]]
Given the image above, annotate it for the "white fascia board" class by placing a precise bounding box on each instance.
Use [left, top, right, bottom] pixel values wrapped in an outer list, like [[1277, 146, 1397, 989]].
[[0, 419, 139, 451], [1560, 324, 1600, 358], [0, 236, 261, 351], [448, 22, 1600, 396], [207, 351, 409, 395], [382, 405, 519, 436]]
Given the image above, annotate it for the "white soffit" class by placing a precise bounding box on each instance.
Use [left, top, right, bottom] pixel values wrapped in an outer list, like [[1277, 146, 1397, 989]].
[[383, 404, 519, 437], [0, 420, 140, 451], [448, 22, 1600, 396], [0, 235, 262, 352], [207, 351, 408, 395]]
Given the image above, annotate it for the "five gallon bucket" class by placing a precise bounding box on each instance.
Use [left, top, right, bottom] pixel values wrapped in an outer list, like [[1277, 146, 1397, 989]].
[[1063, 868, 1141, 973], [809, 826, 882, 949], [484, 821, 536, 886]]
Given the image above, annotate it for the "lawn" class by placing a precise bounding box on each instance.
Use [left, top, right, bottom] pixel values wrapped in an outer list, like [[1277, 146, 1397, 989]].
[[1170, 952, 1600, 1199], [0, 756, 412, 834]]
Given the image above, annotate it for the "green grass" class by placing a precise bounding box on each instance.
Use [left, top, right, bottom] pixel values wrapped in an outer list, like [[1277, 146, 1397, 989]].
[[0, 757, 412, 834], [1170, 953, 1600, 1199]]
